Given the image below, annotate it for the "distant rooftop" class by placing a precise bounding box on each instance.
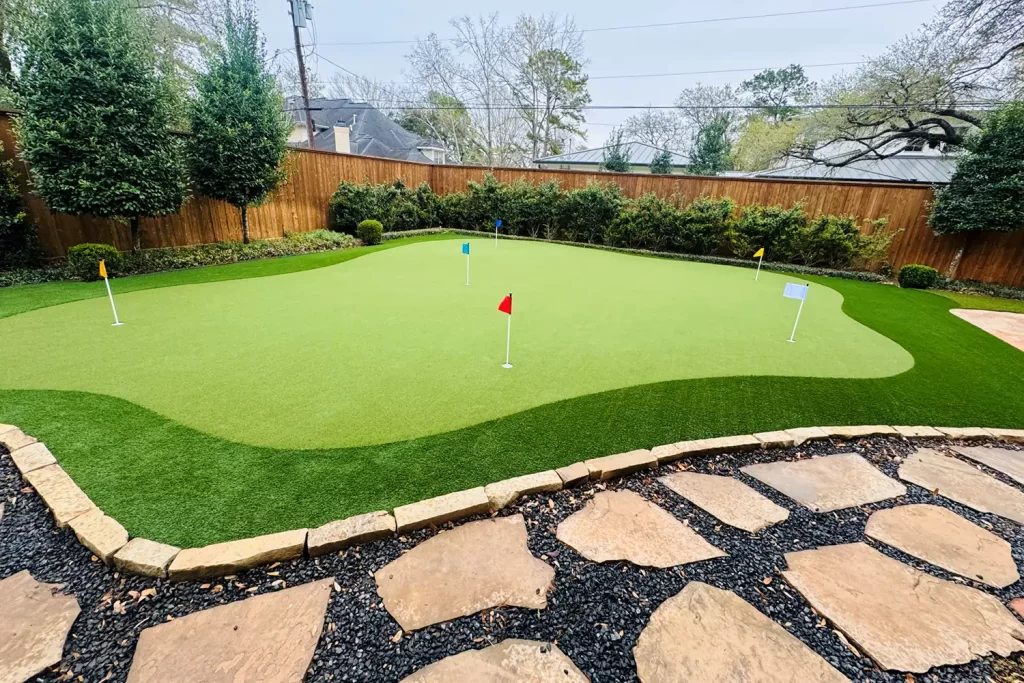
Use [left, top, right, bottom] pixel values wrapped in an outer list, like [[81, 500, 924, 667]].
[[535, 141, 689, 167], [751, 154, 957, 184]]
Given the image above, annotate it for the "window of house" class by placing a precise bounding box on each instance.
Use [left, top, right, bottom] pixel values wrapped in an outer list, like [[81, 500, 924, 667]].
[[903, 139, 926, 152]]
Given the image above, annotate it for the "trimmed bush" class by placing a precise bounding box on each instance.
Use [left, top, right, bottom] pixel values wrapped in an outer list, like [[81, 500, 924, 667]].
[[898, 264, 940, 289], [67, 243, 123, 281], [357, 220, 383, 245], [0, 155, 41, 271]]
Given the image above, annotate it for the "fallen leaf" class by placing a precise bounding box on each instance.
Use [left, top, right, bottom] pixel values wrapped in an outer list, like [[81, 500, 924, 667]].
[[210, 585, 223, 594], [391, 629, 403, 643], [267, 571, 280, 577], [762, 577, 772, 585], [112, 601, 125, 615]]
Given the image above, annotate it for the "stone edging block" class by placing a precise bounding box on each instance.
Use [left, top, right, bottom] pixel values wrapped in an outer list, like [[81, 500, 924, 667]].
[[821, 425, 898, 439], [585, 449, 657, 480], [10, 442, 57, 474], [894, 425, 945, 439], [0, 426, 38, 452], [23, 464, 97, 528], [168, 529, 308, 581], [555, 462, 590, 488], [393, 487, 490, 533], [485, 470, 562, 510], [308, 511, 396, 557], [68, 509, 129, 564], [113, 538, 181, 578]]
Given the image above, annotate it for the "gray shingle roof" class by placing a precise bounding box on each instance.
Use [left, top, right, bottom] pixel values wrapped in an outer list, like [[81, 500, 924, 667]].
[[752, 154, 957, 184], [535, 141, 689, 167], [286, 97, 443, 163]]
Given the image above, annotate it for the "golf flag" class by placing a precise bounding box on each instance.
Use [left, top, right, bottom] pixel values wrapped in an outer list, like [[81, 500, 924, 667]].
[[99, 259, 124, 326], [498, 293, 513, 368], [753, 247, 765, 280], [495, 219, 502, 246], [463, 242, 471, 285], [462, 242, 470, 255], [783, 283, 809, 342]]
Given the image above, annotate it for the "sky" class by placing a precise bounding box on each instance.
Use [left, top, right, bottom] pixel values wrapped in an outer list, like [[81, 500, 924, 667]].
[[254, 0, 945, 148]]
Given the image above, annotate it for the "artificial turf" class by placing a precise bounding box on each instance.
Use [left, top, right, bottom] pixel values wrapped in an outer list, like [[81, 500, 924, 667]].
[[0, 239, 911, 448], [1, 237, 1023, 547], [936, 290, 1024, 315]]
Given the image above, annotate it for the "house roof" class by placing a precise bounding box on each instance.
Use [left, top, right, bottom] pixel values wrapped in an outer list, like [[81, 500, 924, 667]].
[[286, 97, 443, 163], [751, 154, 957, 184], [535, 141, 689, 167]]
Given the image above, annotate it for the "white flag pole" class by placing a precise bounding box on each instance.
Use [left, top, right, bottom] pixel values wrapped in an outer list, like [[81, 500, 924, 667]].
[[105, 278, 124, 326], [503, 314, 513, 369], [788, 286, 808, 343], [495, 223, 498, 247], [465, 251, 470, 286], [755, 252, 764, 281]]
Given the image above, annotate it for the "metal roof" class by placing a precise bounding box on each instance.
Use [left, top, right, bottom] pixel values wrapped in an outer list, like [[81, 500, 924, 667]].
[[286, 97, 442, 163], [535, 141, 689, 167], [752, 154, 957, 184]]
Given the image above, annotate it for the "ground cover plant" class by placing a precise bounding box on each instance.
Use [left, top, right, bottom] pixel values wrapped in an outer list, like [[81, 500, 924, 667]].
[[0, 236, 1022, 547]]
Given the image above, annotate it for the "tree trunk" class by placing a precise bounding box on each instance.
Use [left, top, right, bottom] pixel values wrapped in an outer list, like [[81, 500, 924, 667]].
[[130, 217, 141, 251], [240, 206, 249, 244], [945, 231, 976, 280]]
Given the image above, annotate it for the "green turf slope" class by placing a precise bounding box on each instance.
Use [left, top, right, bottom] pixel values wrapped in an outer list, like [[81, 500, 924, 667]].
[[0, 239, 911, 448], [0, 241, 1022, 547]]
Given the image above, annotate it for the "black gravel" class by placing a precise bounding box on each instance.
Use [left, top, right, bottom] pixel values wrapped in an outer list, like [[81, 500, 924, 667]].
[[3, 436, 1024, 682]]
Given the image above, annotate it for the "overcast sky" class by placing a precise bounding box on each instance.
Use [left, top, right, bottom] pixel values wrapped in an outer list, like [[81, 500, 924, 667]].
[[254, 0, 944, 147]]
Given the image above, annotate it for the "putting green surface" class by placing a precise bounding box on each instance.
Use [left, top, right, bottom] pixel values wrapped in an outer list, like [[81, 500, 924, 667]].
[[0, 239, 911, 448]]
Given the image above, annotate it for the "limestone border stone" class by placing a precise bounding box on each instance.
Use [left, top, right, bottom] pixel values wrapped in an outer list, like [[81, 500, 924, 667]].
[[168, 529, 308, 581], [68, 509, 129, 564], [113, 538, 181, 578], [485, 470, 562, 510], [9, 442, 57, 474], [555, 462, 590, 488], [307, 511, 396, 557], [894, 425, 944, 439], [393, 487, 490, 533], [23, 463, 97, 528], [585, 449, 657, 480]]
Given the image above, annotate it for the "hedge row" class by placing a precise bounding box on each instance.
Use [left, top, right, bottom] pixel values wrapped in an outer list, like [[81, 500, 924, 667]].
[[329, 174, 899, 273]]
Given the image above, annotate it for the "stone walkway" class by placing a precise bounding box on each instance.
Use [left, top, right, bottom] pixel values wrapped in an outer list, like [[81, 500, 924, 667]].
[[951, 308, 1024, 352], [4, 436, 1024, 681]]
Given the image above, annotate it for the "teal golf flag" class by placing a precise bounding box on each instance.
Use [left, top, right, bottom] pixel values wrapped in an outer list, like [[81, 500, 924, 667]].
[[462, 242, 470, 254]]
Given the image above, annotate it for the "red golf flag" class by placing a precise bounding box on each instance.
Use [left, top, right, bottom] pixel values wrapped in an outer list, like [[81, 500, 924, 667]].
[[498, 293, 512, 315]]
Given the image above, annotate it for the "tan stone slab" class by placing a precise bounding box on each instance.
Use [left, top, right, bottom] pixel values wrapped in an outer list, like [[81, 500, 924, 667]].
[[23, 464, 97, 528], [375, 515, 553, 631], [307, 511, 396, 557], [168, 529, 306, 581], [1011, 598, 1024, 620], [485, 471, 562, 510], [821, 425, 898, 439], [753, 430, 796, 449], [990, 428, 1024, 444], [865, 504, 1019, 588], [659, 472, 790, 533], [9, 443, 56, 475], [556, 490, 725, 568], [634, 582, 849, 683], [900, 448, 1024, 524], [68, 509, 128, 565], [952, 445, 1024, 485], [894, 425, 944, 439], [113, 538, 181, 578], [936, 427, 995, 440], [784, 426, 830, 445], [393, 487, 489, 533], [782, 542, 1024, 672], [951, 308, 1024, 352], [741, 453, 905, 513], [0, 427, 37, 452], [584, 449, 657, 481], [681, 435, 761, 457], [651, 442, 686, 464], [0, 570, 80, 683], [126, 578, 332, 683], [555, 462, 589, 488], [401, 639, 589, 682]]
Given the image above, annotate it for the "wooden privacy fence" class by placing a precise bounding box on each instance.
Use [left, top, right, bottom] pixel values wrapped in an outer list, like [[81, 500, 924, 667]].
[[3, 112, 1023, 287]]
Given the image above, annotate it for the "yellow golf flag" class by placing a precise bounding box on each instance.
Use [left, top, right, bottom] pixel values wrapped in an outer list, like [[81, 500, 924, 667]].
[[99, 259, 108, 279], [753, 247, 764, 258]]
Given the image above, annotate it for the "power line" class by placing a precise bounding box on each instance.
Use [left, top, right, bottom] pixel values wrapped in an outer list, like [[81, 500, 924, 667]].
[[589, 61, 866, 80], [314, 0, 936, 47]]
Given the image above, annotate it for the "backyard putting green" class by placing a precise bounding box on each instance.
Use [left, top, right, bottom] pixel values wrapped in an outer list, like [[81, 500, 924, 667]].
[[0, 239, 912, 448]]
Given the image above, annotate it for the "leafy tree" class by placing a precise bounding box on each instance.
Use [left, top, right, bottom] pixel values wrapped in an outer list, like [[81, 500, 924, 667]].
[[732, 115, 803, 171], [187, 0, 289, 244], [689, 116, 733, 176], [18, 0, 187, 250], [396, 91, 478, 163], [649, 149, 674, 174], [601, 128, 631, 172], [621, 107, 688, 151], [0, 147, 38, 268], [931, 102, 1024, 236], [0, 0, 31, 97], [514, 47, 590, 159], [740, 64, 813, 123]]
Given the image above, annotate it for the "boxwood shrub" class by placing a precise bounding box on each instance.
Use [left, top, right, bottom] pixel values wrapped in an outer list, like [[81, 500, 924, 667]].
[[67, 243, 123, 281], [357, 219, 383, 245], [898, 264, 940, 289]]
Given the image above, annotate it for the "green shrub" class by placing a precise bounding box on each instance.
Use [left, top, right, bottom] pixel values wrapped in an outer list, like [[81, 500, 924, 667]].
[[559, 183, 623, 244], [465, 173, 508, 231], [328, 179, 423, 234], [357, 219, 383, 245], [898, 264, 940, 289], [674, 196, 735, 255], [605, 193, 678, 251], [67, 243, 123, 281], [0, 155, 41, 270], [730, 202, 808, 262]]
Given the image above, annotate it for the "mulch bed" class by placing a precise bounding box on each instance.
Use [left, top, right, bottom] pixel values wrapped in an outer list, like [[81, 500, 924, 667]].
[[2, 436, 1023, 682]]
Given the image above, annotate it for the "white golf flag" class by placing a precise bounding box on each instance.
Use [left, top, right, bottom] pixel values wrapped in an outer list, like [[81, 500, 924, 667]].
[[783, 283, 809, 300]]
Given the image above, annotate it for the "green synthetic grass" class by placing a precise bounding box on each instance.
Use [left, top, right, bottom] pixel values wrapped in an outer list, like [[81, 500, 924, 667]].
[[0, 238, 1022, 547], [936, 290, 1024, 315], [0, 239, 911, 448]]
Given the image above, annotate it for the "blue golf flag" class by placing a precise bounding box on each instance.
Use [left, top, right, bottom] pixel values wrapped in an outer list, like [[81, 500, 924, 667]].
[[496, 219, 502, 228], [462, 242, 470, 255]]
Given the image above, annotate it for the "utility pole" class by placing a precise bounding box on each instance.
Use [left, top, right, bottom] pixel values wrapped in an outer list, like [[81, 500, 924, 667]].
[[289, 0, 315, 149]]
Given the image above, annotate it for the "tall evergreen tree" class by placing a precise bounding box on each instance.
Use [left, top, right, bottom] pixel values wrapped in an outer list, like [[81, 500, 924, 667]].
[[601, 128, 631, 172], [689, 116, 733, 176], [0, 146, 38, 269], [187, 0, 289, 244], [18, 0, 187, 250], [649, 149, 673, 174]]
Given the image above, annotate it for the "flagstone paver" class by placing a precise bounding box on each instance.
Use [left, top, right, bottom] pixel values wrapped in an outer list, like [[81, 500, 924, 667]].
[[485, 470, 562, 510], [0, 570, 80, 683], [126, 578, 332, 683], [584, 449, 657, 480], [401, 639, 589, 682], [9, 443, 56, 475], [952, 445, 1024, 485], [658, 472, 789, 532], [633, 582, 849, 683], [864, 504, 1019, 588], [112, 538, 181, 578], [782, 543, 1024, 672], [168, 529, 307, 581], [375, 514, 553, 631], [67, 509, 128, 564], [556, 490, 725, 568], [951, 308, 1024, 352], [899, 448, 1024, 524], [22, 464, 96, 528], [393, 487, 490, 533], [307, 510, 396, 557], [740, 453, 906, 512]]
